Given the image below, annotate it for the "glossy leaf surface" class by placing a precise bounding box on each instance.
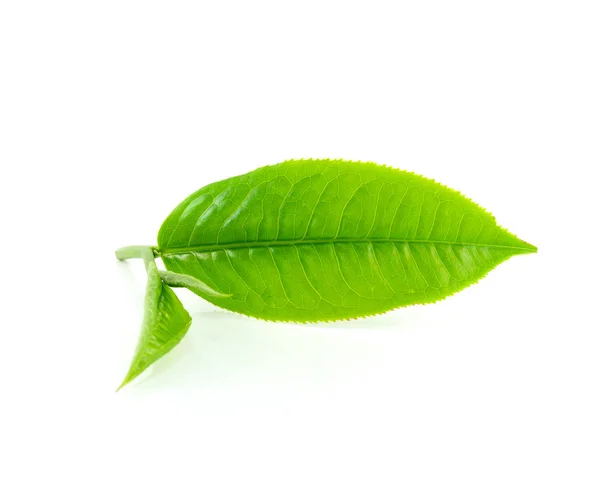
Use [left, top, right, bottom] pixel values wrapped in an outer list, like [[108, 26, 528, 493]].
[[157, 159, 536, 322]]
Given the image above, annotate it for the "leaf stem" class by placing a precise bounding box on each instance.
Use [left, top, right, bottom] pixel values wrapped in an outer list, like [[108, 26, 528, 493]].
[[115, 245, 159, 271], [158, 270, 231, 298]]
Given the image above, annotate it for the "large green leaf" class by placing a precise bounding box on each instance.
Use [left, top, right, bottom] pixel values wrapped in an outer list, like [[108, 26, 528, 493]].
[[157, 159, 536, 322]]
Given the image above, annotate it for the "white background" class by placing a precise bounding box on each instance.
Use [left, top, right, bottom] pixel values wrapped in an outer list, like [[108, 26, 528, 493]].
[[1, 1, 599, 494]]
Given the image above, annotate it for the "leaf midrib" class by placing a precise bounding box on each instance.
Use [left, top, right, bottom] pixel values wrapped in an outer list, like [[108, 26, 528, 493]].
[[160, 238, 536, 255]]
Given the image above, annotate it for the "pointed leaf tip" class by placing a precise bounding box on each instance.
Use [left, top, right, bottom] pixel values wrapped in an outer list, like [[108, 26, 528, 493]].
[[513, 236, 538, 254]]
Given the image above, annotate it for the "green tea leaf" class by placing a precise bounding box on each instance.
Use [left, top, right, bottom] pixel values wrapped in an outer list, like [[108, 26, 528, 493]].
[[117, 249, 192, 389], [157, 159, 536, 322]]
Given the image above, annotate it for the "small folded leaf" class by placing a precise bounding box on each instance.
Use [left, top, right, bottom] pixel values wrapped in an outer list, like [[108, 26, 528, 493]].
[[118, 260, 191, 390]]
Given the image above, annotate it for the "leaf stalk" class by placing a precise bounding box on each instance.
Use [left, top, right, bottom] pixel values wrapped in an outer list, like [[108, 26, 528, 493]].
[[115, 245, 158, 271]]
